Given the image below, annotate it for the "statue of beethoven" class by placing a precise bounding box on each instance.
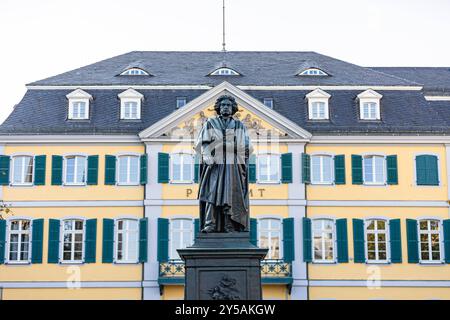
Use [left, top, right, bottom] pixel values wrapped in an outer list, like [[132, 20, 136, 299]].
[[194, 95, 253, 233]]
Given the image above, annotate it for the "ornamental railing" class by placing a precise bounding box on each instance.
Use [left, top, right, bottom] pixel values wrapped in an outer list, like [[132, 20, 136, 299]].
[[159, 259, 291, 278]]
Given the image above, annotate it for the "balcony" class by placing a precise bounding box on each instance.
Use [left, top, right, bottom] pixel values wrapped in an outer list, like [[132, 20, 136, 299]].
[[159, 259, 292, 286]]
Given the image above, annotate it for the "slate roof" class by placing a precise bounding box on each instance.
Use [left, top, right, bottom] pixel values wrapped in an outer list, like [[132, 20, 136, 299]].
[[29, 51, 416, 87], [1, 88, 448, 135], [371, 67, 450, 95]]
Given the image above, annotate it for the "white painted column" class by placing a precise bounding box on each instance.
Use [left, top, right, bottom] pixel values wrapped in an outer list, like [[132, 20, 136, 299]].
[[288, 143, 308, 300], [143, 143, 163, 300]]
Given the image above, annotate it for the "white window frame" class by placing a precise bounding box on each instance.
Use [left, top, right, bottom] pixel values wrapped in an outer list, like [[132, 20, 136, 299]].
[[170, 153, 194, 184], [60, 218, 85, 264], [263, 98, 274, 109], [5, 218, 32, 264], [114, 218, 139, 264], [63, 155, 87, 186], [120, 68, 149, 76], [257, 153, 281, 184], [176, 97, 187, 109], [210, 68, 240, 76], [358, 89, 382, 120], [10, 155, 34, 186], [310, 154, 334, 185], [299, 68, 328, 76], [117, 154, 140, 186], [66, 89, 92, 120], [364, 218, 390, 264], [258, 218, 283, 260], [118, 89, 143, 120], [418, 218, 444, 264], [169, 218, 194, 261], [362, 154, 386, 185], [306, 89, 330, 120], [311, 218, 336, 264]]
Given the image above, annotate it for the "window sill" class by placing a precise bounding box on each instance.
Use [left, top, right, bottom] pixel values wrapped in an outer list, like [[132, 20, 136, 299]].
[[114, 261, 140, 265], [63, 183, 87, 187], [9, 183, 34, 187], [419, 261, 445, 265], [170, 181, 195, 185], [59, 261, 84, 265], [310, 182, 334, 186], [120, 119, 142, 122], [5, 261, 31, 265], [256, 181, 282, 185], [116, 183, 140, 186], [363, 183, 387, 187], [366, 261, 390, 265], [66, 119, 90, 122], [312, 260, 337, 264]]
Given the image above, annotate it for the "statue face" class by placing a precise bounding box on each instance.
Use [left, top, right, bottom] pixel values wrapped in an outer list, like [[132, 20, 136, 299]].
[[219, 99, 233, 118]]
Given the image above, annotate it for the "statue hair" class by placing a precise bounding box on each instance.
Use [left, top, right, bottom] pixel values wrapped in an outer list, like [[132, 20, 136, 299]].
[[214, 95, 239, 115]]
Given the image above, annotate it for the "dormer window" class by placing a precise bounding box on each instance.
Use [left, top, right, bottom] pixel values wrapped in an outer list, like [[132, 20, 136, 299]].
[[299, 68, 328, 76], [66, 89, 92, 120], [210, 67, 240, 76], [120, 68, 149, 76], [263, 98, 274, 109], [176, 97, 187, 109], [306, 89, 331, 120], [118, 89, 144, 120], [358, 89, 382, 120]]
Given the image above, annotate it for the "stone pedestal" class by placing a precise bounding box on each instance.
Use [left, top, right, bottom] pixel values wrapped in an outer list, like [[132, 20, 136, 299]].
[[178, 232, 268, 300]]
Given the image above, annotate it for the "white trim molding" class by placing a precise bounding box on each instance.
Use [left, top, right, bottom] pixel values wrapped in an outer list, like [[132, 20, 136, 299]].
[[425, 96, 450, 101]]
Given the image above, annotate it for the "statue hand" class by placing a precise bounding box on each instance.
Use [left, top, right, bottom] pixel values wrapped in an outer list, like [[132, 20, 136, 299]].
[[203, 155, 215, 165]]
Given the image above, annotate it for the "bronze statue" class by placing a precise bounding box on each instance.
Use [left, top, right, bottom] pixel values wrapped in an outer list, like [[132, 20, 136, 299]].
[[194, 95, 253, 233]]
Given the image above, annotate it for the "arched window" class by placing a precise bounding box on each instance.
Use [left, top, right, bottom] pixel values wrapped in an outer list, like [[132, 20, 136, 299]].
[[299, 68, 328, 76], [169, 219, 194, 260], [312, 219, 335, 262], [258, 218, 282, 259], [418, 219, 442, 263], [120, 68, 149, 76], [365, 219, 388, 262], [7, 219, 31, 263], [210, 68, 240, 76], [115, 219, 139, 263]]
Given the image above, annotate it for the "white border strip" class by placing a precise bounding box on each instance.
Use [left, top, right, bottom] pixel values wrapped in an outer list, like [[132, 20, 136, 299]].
[[308, 200, 449, 207], [311, 135, 450, 144], [0, 135, 141, 144], [309, 280, 450, 287], [425, 96, 450, 101], [0, 281, 142, 288], [5, 201, 144, 207]]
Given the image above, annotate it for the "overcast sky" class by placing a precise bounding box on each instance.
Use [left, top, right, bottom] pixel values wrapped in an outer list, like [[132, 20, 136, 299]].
[[1, 0, 449, 123]]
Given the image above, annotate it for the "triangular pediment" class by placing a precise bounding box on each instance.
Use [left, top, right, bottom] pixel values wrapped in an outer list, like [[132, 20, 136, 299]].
[[139, 82, 311, 141]]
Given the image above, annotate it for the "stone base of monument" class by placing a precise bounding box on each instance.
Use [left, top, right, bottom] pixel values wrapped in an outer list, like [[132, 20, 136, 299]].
[[178, 232, 268, 300]]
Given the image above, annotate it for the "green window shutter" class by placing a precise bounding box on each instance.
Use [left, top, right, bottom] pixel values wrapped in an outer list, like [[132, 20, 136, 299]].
[[301, 153, 310, 184], [386, 155, 398, 185], [48, 219, 60, 263], [31, 219, 44, 264], [194, 218, 200, 239], [85, 219, 97, 263], [250, 218, 258, 246], [0, 219, 6, 264], [157, 218, 169, 262], [139, 218, 148, 263], [194, 155, 200, 183], [406, 219, 419, 263], [302, 218, 312, 262], [334, 155, 346, 185], [102, 219, 114, 263], [336, 218, 349, 263], [0, 155, 10, 185], [281, 153, 293, 183], [443, 219, 450, 264], [283, 218, 295, 262], [34, 155, 46, 186], [51, 155, 63, 186], [416, 155, 439, 186], [104, 155, 116, 185], [249, 154, 256, 183], [87, 155, 99, 185], [140, 154, 148, 185], [389, 219, 402, 263], [352, 219, 365, 263], [351, 155, 363, 185], [158, 153, 170, 184]]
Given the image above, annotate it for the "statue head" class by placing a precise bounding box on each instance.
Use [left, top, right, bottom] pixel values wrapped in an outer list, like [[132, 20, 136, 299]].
[[214, 95, 238, 118]]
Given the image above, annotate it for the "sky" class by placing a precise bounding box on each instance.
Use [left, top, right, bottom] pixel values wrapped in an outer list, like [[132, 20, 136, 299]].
[[0, 0, 449, 123]]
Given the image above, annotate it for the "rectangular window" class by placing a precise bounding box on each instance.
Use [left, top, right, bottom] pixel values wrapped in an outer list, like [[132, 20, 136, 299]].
[[171, 153, 193, 183], [118, 155, 140, 185], [7, 220, 31, 263], [257, 154, 280, 183], [116, 219, 139, 263], [361, 102, 379, 120], [70, 101, 88, 119], [258, 219, 281, 259], [416, 154, 439, 186], [312, 219, 335, 262], [310, 155, 333, 184], [121, 101, 140, 119], [363, 155, 385, 184], [419, 219, 442, 263], [310, 101, 327, 119], [169, 219, 193, 260], [65, 156, 87, 185], [366, 219, 388, 263], [11, 156, 33, 185], [263, 98, 274, 109], [62, 219, 84, 262], [176, 97, 187, 108]]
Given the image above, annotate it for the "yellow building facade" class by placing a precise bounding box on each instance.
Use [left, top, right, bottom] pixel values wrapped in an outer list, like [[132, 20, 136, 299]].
[[0, 52, 449, 300]]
